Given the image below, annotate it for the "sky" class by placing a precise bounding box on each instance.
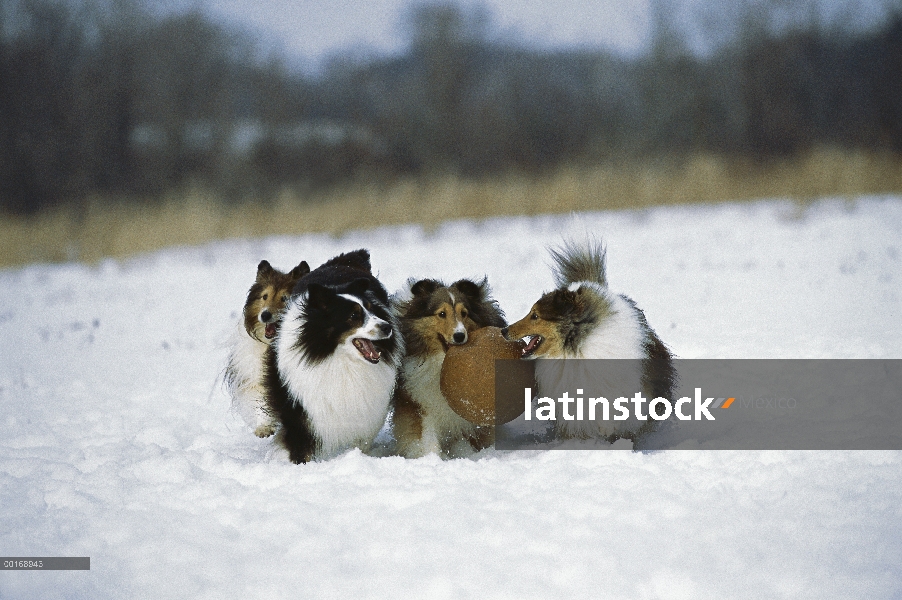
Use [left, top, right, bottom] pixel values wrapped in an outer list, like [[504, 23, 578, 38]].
[[189, 0, 896, 71], [201, 0, 654, 67]]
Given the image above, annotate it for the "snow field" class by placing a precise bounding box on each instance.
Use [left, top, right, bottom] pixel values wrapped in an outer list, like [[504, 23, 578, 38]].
[[0, 196, 900, 598]]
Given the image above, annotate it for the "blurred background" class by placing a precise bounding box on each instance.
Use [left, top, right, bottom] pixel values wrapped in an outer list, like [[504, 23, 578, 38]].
[[1, 0, 901, 266]]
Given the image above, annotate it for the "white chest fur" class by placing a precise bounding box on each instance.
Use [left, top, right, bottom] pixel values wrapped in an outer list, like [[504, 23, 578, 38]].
[[225, 320, 273, 435], [276, 311, 397, 459]]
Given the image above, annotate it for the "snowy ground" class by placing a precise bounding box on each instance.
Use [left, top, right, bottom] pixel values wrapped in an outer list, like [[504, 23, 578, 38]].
[[1, 197, 901, 599]]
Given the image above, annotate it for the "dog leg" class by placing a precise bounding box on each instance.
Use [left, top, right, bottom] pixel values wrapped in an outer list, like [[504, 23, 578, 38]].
[[253, 400, 276, 438], [418, 413, 443, 457]]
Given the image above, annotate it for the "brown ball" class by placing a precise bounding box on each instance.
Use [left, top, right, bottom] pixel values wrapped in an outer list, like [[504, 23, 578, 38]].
[[440, 326, 535, 426]]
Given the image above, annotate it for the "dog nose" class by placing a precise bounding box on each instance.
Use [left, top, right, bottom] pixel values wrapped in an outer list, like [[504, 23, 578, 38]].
[[260, 310, 273, 323], [453, 331, 466, 344], [500, 327, 509, 339], [377, 322, 392, 336]]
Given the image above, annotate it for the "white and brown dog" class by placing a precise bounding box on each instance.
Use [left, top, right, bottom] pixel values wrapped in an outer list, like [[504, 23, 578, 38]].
[[225, 259, 309, 437], [392, 277, 506, 458], [503, 241, 675, 444]]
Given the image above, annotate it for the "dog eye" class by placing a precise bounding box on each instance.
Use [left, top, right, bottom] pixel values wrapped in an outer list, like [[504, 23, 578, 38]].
[[531, 313, 538, 320], [262, 294, 268, 300], [460, 310, 468, 318], [438, 311, 446, 318]]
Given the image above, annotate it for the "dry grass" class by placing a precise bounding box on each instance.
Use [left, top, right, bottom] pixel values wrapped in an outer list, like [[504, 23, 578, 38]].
[[2, 147, 901, 268]]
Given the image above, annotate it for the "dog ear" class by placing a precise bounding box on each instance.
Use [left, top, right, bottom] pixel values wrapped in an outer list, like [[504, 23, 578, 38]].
[[550, 289, 578, 317], [324, 249, 371, 273], [256, 260, 273, 280], [410, 279, 440, 298], [451, 278, 486, 302], [305, 283, 333, 311], [345, 277, 371, 297], [289, 261, 310, 280], [451, 277, 506, 327]]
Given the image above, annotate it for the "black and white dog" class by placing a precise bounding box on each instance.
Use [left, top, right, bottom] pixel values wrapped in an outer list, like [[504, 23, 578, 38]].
[[265, 250, 402, 463]]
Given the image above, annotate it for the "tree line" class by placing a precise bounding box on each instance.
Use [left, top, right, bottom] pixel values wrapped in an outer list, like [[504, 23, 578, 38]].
[[1, 0, 901, 215]]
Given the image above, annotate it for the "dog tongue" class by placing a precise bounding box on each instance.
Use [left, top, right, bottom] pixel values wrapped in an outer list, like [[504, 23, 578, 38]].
[[265, 323, 277, 339], [522, 336, 542, 356], [354, 338, 381, 363]]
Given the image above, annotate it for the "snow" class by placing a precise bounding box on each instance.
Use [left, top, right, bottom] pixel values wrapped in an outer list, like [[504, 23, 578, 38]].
[[1, 196, 901, 598]]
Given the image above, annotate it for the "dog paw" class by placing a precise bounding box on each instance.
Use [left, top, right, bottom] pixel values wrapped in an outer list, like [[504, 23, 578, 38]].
[[254, 423, 276, 438]]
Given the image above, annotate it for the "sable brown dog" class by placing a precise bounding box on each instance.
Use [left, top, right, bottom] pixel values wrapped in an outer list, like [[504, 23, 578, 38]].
[[503, 241, 675, 444], [226, 259, 309, 437], [393, 277, 506, 458]]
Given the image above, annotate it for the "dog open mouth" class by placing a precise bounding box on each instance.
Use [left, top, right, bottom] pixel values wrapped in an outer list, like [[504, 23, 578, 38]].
[[353, 338, 382, 364], [264, 323, 278, 339], [520, 335, 544, 358]]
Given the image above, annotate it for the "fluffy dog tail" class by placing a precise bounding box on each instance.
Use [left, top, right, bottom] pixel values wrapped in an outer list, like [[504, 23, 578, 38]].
[[549, 240, 607, 288]]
